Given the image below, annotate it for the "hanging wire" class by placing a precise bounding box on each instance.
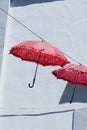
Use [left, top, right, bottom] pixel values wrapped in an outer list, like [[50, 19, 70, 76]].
[[0, 7, 45, 42], [62, 52, 82, 65], [0, 7, 82, 65]]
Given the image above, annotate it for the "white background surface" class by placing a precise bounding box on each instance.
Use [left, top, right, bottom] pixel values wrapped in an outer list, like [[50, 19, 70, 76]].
[[0, 0, 9, 72], [0, 0, 87, 129], [74, 107, 87, 130]]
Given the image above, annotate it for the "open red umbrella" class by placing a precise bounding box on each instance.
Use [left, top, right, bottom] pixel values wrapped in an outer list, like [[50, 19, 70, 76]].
[[10, 40, 69, 88], [52, 63, 87, 103]]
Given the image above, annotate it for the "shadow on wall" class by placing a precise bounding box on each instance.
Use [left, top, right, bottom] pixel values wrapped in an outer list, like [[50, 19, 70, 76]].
[[59, 83, 87, 104], [11, 0, 64, 7]]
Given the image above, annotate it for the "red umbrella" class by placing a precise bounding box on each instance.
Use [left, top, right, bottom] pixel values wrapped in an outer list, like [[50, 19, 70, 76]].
[[10, 40, 69, 88], [52, 63, 87, 103]]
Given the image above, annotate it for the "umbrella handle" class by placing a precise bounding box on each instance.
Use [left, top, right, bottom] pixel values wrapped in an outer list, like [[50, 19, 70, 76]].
[[28, 63, 38, 88], [28, 78, 35, 88], [28, 49, 44, 88]]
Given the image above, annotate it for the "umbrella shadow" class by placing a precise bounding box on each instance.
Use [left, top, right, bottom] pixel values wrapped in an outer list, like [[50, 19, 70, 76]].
[[59, 83, 87, 104], [11, 0, 64, 7]]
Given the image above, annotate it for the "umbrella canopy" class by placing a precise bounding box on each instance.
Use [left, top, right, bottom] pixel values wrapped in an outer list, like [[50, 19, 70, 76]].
[[52, 63, 87, 103], [10, 40, 69, 66], [52, 63, 87, 85], [10, 40, 69, 88]]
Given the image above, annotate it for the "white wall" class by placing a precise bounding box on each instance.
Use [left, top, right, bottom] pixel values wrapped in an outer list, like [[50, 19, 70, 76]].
[[0, 0, 87, 129], [0, 0, 9, 72]]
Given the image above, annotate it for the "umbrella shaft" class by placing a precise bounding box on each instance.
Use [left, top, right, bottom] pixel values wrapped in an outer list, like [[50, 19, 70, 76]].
[[70, 84, 77, 103], [28, 52, 41, 88], [32, 49, 44, 83], [34, 63, 39, 80]]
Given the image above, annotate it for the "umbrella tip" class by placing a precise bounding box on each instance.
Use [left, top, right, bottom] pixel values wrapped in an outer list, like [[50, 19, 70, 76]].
[[70, 100, 73, 104]]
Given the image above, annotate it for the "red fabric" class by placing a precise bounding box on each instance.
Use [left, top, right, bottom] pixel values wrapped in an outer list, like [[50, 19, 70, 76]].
[[10, 40, 69, 66], [52, 63, 87, 86]]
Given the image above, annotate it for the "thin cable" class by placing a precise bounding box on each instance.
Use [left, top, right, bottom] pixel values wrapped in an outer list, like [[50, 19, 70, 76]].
[[0, 7, 45, 42], [62, 52, 82, 65], [0, 7, 82, 65]]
